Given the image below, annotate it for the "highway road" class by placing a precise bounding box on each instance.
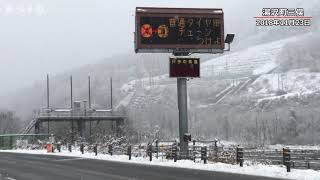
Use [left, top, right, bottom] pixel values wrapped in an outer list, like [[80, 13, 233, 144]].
[[0, 152, 286, 180]]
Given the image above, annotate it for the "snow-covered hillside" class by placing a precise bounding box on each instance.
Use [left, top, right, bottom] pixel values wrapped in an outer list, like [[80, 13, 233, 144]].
[[201, 36, 298, 78], [118, 35, 305, 110], [121, 36, 300, 93], [249, 69, 320, 102]]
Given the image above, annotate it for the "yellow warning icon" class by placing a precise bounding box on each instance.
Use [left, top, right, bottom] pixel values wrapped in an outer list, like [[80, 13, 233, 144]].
[[157, 25, 169, 38]]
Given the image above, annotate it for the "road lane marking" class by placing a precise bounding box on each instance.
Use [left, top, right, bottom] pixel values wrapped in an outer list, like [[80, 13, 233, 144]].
[[0, 173, 16, 180], [5, 177, 16, 180]]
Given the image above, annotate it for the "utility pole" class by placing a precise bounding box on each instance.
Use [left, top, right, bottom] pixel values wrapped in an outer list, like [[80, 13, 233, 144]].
[[88, 76, 92, 142], [70, 76, 73, 109], [47, 74, 50, 109], [88, 76, 91, 109], [110, 77, 113, 111], [70, 75, 74, 143]]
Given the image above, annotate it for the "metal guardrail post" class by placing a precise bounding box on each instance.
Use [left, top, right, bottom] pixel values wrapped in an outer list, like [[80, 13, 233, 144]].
[[201, 146, 207, 164], [193, 140, 196, 162], [236, 147, 239, 163], [214, 140, 217, 148], [80, 144, 84, 154], [68, 144, 72, 152], [283, 147, 291, 172], [236, 146, 244, 167], [127, 145, 132, 160], [93, 144, 98, 156], [147, 143, 152, 161], [52, 144, 55, 153], [172, 144, 178, 162], [57, 143, 61, 152], [155, 140, 159, 159], [108, 144, 113, 156], [214, 139, 218, 158]]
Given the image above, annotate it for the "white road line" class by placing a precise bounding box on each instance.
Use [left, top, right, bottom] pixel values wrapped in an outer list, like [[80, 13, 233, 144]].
[[5, 177, 17, 180], [54, 157, 87, 162], [0, 174, 16, 180]]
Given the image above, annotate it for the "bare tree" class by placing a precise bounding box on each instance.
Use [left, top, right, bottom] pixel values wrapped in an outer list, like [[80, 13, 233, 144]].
[[0, 110, 21, 134]]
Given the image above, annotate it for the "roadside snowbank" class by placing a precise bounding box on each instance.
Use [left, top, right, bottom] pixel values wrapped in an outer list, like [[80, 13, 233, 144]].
[[1, 149, 319, 180]]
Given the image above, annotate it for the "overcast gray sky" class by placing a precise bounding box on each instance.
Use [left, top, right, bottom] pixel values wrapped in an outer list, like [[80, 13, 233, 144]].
[[0, 0, 301, 94]]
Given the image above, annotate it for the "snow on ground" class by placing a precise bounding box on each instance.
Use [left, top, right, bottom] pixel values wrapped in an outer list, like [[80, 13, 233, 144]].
[[256, 92, 309, 103], [115, 92, 134, 110], [201, 36, 299, 77], [120, 74, 169, 93], [1, 149, 319, 180], [250, 69, 320, 101], [253, 61, 277, 75]]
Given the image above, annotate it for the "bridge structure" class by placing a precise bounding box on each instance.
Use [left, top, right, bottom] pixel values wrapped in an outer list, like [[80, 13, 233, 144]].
[[21, 75, 126, 142], [33, 108, 124, 138]]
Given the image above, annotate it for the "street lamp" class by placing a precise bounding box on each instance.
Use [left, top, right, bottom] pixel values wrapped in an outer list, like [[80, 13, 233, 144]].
[[225, 34, 235, 51]]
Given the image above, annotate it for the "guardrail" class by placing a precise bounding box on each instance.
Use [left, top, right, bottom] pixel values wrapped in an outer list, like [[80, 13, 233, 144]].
[[243, 148, 320, 170], [21, 140, 320, 172], [42, 140, 232, 165]]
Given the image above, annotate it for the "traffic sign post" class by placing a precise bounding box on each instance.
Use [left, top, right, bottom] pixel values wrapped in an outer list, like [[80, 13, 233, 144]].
[[135, 7, 232, 160], [177, 77, 188, 158], [170, 56, 199, 158]]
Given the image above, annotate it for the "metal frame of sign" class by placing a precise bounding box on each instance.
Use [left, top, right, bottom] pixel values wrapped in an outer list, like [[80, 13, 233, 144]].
[[135, 7, 224, 54]]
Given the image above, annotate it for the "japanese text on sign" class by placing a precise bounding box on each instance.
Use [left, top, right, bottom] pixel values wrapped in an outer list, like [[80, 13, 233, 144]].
[[140, 17, 222, 46], [135, 7, 224, 53], [169, 58, 200, 78]]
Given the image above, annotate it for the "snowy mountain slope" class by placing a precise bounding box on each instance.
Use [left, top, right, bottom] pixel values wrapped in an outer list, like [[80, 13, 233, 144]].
[[118, 35, 304, 110], [120, 35, 302, 94], [0, 32, 314, 125], [248, 69, 320, 102], [201, 36, 299, 78]]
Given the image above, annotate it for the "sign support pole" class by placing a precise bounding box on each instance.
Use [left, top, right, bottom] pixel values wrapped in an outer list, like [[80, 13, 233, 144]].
[[177, 77, 189, 158], [174, 50, 190, 159]]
